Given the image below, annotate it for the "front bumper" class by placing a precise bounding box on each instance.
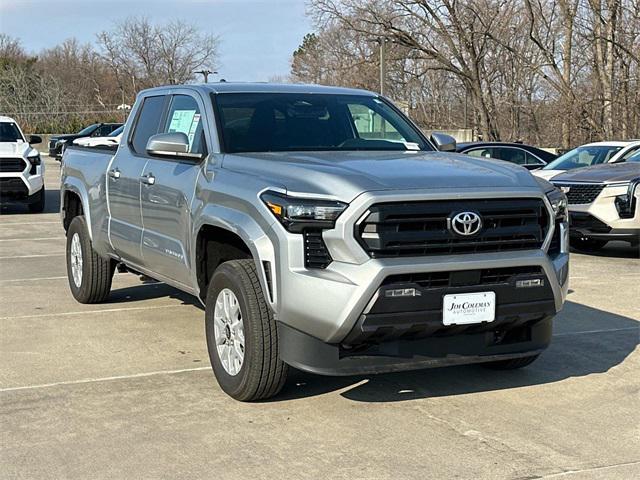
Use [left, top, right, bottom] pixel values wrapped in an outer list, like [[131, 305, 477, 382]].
[[567, 184, 640, 244], [0, 165, 44, 200], [267, 188, 569, 345], [279, 317, 552, 376]]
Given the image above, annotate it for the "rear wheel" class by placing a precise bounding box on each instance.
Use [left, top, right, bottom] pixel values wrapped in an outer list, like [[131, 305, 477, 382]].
[[482, 354, 540, 370], [571, 237, 607, 252], [27, 187, 45, 213], [66, 215, 114, 303], [205, 259, 287, 401]]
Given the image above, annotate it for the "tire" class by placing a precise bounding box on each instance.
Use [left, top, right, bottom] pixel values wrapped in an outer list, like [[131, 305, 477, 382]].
[[66, 215, 114, 303], [482, 354, 540, 370], [570, 237, 607, 252], [205, 259, 287, 401], [27, 187, 45, 213]]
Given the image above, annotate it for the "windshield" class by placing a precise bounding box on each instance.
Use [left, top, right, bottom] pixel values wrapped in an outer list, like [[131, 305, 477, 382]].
[[0, 122, 25, 142], [77, 124, 98, 136], [544, 145, 623, 171], [213, 93, 432, 153], [109, 125, 124, 137]]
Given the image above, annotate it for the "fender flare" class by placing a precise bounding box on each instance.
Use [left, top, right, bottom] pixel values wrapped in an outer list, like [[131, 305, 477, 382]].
[[191, 205, 279, 309]]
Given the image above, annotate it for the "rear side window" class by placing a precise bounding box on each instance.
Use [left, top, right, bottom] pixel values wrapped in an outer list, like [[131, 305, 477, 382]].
[[130, 95, 167, 154], [162, 95, 207, 155], [466, 148, 494, 159], [498, 147, 526, 165], [525, 152, 545, 165]]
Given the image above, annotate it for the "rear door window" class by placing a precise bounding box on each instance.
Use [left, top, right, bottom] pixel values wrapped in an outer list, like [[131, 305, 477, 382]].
[[466, 148, 494, 159], [525, 152, 545, 165], [498, 147, 527, 165], [130, 95, 167, 154]]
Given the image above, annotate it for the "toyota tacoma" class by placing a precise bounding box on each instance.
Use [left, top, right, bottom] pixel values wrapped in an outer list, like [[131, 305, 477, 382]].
[[60, 84, 569, 401], [0, 116, 45, 212]]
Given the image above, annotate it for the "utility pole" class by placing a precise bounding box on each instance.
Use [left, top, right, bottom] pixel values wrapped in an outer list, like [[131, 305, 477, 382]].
[[379, 37, 387, 96], [194, 69, 218, 83]]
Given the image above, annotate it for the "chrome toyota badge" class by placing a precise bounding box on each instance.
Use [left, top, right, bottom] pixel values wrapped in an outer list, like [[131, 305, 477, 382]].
[[449, 211, 483, 236]]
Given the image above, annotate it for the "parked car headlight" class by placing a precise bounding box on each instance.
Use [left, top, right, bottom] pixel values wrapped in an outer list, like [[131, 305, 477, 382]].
[[261, 191, 348, 233], [546, 188, 567, 220], [614, 178, 639, 219], [26, 153, 41, 175], [27, 154, 41, 166]]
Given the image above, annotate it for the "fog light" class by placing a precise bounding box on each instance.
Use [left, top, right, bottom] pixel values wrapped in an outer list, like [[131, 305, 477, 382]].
[[385, 288, 421, 298], [516, 279, 544, 288]]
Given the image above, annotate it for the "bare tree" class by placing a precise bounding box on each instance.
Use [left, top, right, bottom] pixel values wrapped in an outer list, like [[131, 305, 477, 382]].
[[97, 17, 220, 93]]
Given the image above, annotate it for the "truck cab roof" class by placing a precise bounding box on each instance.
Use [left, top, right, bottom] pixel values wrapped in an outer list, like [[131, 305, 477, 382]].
[[139, 82, 378, 97]]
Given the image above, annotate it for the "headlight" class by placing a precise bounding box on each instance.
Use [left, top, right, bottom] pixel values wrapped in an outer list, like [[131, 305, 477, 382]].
[[57, 139, 67, 145], [614, 178, 639, 219], [546, 188, 567, 220], [27, 154, 41, 166], [261, 191, 348, 233]]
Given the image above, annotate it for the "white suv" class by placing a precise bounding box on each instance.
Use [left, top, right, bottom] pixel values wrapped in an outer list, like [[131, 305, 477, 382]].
[[534, 140, 640, 181], [0, 116, 45, 212]]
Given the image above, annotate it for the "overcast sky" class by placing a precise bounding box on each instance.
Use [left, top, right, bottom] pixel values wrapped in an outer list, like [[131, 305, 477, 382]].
[[0, 0, 311, 81]]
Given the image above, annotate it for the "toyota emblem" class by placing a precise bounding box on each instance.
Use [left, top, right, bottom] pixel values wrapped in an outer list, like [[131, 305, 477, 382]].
[[449, 211, 483, 236]]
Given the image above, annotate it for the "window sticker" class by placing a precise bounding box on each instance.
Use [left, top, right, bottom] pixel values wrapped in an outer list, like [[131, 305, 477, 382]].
[[168, 109, 200, 148]]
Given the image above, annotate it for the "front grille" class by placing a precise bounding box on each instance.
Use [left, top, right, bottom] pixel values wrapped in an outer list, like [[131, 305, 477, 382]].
[[384, 266, 544, 290], [553, 183, 604, 204], [303, 229, 332, 269], [0, 157, 27, 173], [356, 198, 549, 257], [49, 140, 57, 149]]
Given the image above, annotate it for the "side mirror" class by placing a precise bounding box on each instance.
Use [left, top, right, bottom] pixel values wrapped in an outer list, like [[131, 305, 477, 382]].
[[28, 135, 42, 145], [430, 132, 457, 152], [146, 132, 203, 160]]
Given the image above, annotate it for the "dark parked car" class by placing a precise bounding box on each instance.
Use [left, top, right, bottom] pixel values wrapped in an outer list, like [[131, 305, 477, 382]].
[[456, 142, 558, 170], [48, 123, 122, 159]]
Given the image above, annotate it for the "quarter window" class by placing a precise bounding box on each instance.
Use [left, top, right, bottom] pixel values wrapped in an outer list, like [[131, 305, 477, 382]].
[[130, 95, 167, 154]]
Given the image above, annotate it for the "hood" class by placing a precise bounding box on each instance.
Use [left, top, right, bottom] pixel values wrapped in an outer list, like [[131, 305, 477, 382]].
[[552, 162, 640, 184], [222, 151, 540, 201], [0, 141, 36, 158]]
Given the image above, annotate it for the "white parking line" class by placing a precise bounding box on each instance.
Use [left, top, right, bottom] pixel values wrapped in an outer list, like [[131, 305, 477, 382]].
[[553, 327, 638, 337], [0, 253, 63, 259], [1, 325, 637, 394], [0, 221, 60, 226], [0, 304, 194, 321], [0, 367, 211, 393], [0, 275, 69, 283], [0, 237, 64, 242], [0, 272, 130, 283]]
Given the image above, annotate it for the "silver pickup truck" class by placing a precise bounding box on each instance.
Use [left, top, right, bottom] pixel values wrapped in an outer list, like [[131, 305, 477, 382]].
[[61, 83, 569, 401]]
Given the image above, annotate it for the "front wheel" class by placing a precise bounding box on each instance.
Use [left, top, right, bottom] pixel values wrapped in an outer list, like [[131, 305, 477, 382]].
[[205, 259, 288, 401], [66, 215, 114, 303]]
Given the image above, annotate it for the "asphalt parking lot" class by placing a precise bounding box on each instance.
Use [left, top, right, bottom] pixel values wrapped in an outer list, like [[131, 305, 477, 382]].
[[1, 156, 639, 480]]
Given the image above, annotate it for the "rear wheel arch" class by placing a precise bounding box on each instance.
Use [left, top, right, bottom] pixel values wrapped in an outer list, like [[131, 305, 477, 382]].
[[63, 189, 85, 232]]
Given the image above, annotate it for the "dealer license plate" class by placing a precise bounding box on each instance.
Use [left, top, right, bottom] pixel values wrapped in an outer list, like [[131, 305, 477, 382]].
[[442, 292, 496, 326]]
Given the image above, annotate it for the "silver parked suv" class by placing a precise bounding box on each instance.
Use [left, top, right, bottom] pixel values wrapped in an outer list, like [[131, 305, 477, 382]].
[[60, 83, 569, 401]]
